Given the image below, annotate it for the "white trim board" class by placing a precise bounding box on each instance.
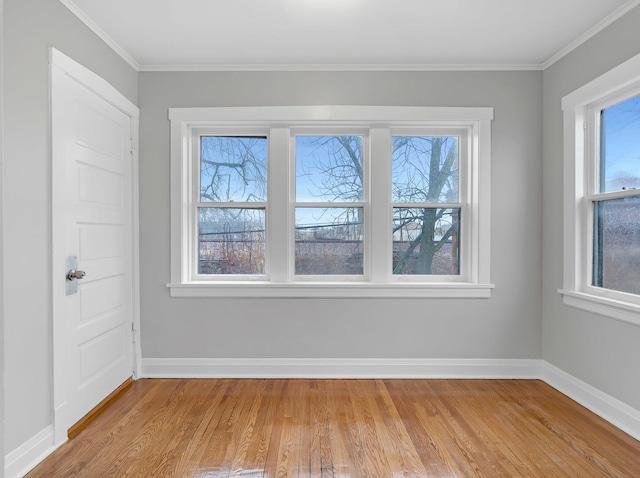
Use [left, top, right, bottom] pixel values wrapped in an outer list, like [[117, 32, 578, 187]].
[[542, 0, 640, 69], [140, 63, 543, 72], [4, 425, 55, 478], [58, 0, 140, 71], [142, 358, 541, 379], [542, 362, 640, 442]]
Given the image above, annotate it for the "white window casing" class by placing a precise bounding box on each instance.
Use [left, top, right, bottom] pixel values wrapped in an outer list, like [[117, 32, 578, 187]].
[[168, 106, 494, 298], [560, 52, 640, 326]]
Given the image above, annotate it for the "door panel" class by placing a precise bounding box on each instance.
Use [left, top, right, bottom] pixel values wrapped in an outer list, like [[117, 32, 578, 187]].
[[79, 276, 125, 321], [79, 224, 124, 260], [78, 167, 124, 207], [79, 325, 126, 382], [54, 64, 134, 430]]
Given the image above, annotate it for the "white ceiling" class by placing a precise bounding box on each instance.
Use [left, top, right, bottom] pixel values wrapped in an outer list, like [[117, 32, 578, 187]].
[[61, 0, 639, 71]]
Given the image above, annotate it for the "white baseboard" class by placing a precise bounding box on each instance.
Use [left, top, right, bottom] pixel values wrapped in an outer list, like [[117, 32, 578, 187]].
[[542, 361, 640, 441], [5, 425, 55, 478], [142, 357, 542, 379]]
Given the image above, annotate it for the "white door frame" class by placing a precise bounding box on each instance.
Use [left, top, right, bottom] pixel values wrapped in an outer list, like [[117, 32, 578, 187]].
[[50, 48, 141, 446]]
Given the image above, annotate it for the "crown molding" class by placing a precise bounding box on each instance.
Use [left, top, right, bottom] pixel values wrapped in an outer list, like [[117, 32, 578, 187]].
[[543, 0, 640, 70], [59, 0, 140, 71], [138, 63, 542, 72]]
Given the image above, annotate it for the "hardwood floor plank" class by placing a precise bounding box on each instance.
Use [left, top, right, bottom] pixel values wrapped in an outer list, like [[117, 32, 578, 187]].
[[383, 380, 451, 475], [320, 379, 350, 477], [262, 379, 289, 476], [172, 379, 234, 476], [367, 379, 428, 477], [27, 378, 640, 477], [144, 379, 220, 477]]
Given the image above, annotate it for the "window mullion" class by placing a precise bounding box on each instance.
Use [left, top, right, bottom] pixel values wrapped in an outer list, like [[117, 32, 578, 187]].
[[370, 127, 392, 283], [189, 128, 199, 281], [268, 127, 291, 282]]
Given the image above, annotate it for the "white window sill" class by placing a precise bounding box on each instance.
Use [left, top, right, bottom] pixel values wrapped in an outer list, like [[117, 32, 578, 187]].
[[558, 289, 640, 327], [167, 282, 495, 298]]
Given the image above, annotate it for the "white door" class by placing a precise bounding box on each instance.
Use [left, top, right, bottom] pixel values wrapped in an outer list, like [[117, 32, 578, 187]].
[[51, 50, 139, 444]]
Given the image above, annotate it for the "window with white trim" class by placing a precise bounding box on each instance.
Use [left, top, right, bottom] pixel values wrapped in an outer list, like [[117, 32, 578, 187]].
[[168, 106, 493, 298], [561, 52, 640, 325]]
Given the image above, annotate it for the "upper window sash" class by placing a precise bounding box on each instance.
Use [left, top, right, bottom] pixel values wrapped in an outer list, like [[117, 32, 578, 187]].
[[168, 106, 493, 298]]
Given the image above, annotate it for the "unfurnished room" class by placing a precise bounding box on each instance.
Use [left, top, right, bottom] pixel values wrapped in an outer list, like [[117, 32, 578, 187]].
[[2, 1, 640, 476]]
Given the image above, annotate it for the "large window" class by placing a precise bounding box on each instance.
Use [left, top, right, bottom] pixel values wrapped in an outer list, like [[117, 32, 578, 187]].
[[169, 106, 493, 298], [561, 52, 640, 324]]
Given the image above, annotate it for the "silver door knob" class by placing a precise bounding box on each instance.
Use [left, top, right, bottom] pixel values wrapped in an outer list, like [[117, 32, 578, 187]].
[[67, 270, 86, 281]]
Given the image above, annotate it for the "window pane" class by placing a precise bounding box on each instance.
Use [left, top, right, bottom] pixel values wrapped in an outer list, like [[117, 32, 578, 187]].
[[393, 208, 460, 275], [200, 136, 267, 202], [592, 197, 640, 294], [199, 208, 265, 274], [392, 136, 459, 203], [295, 207, 363, 275], [296, 135, 363, 202], [600, 94, 640, 193]]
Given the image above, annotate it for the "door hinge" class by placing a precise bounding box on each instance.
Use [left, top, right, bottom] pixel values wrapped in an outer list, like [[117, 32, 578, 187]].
[[130, 139, 136, 154]]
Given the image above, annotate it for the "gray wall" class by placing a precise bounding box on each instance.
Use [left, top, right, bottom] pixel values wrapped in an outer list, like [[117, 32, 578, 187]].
[[3, 0, 137, 454], [1, 0, 5, 473], [542, 5, 640, 410], [138, 71, 543, 360]]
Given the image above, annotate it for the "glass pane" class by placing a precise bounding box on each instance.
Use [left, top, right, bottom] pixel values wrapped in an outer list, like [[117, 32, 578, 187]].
[[198, 208, 265, 274], [200, 136, 267, 202], [392, 136, 459, 203], [600, 94, 640, 193], [295, 208, 363, 275], [393, 208, 460, 275], [592, 197, 640, 295], [296, 135, 363, 202]]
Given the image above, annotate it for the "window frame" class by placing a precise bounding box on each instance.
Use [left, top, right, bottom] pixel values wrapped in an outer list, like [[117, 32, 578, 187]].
[[168, 106, 494, 298], [560, 52, 640, 325], [291, 129, 369, 282], [390, 129, 469, 282], [193, 129, 270, 280]]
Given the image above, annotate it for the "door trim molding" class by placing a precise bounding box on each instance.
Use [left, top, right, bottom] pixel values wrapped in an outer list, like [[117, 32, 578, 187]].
[[49, 48, 140, 447]]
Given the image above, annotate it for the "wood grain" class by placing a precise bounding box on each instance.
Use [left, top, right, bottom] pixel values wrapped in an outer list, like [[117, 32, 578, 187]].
[[27, 379, 640, 477], [67, 377, 133, 440]]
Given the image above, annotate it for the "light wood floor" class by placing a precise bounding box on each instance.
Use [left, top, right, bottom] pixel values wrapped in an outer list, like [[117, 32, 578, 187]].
[[28, 379, 640, 477]]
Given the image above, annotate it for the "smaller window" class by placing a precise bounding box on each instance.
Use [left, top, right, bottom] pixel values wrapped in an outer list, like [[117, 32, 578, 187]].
[[197, 135, 268, 277], [391, 136, 461, 276], [590, 93, 640, 295], [294, 135, 366, 277], [561, 51, 640, 324]]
